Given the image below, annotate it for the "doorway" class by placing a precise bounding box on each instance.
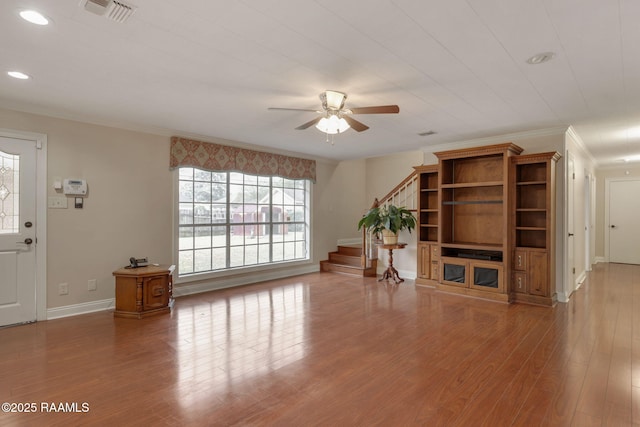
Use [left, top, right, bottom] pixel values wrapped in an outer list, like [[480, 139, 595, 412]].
[[606, 178, 640, 264], [0, 130, 47, 327]]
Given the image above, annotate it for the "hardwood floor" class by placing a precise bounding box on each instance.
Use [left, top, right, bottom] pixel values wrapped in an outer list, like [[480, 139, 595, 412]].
[[1, 262, 638, 426]]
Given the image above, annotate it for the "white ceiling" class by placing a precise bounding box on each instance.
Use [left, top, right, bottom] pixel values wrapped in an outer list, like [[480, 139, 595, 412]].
[[2, 0, 640, 165]]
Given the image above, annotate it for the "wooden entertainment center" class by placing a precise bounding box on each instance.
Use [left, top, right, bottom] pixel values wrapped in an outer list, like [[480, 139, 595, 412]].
[[415, 143, 559, 306]]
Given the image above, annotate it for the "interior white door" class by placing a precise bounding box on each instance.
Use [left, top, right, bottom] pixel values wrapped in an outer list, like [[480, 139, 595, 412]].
[[609, 180, 640, 264], [0, 136, 37, 327], [567, 153, 575, 293]]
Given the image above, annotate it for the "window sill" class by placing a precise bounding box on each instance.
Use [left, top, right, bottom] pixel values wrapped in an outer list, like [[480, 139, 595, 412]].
[[174, 258, 314, 285]]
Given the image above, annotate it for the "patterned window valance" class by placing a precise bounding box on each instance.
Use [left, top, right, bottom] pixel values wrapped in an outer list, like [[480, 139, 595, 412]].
[[170, 137, 316, 182]]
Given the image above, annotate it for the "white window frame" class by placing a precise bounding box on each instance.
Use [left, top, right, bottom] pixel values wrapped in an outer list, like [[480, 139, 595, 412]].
[[173, 168, 312, 283]]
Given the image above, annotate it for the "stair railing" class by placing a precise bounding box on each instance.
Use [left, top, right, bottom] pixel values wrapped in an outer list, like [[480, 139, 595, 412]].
[[360, 170, 418, 268]]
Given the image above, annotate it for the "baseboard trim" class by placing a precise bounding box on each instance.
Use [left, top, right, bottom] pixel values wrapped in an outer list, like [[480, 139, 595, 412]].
[[575, 271, 587, 291], [173, 264, 320, 297], [47, 298, 115, 320], [594, 256, 606, 264]]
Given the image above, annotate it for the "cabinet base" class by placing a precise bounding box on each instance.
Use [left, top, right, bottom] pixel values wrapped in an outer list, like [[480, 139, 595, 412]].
[[114, 298, 174, 319], [435, 283, 510, 303], [510, 293, 557, 307], [415, 278, 438, 287]]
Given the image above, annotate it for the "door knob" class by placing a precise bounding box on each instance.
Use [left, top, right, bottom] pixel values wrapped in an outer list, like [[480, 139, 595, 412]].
[[568, 233, 574, 237], [611, 225, 617, 229], [23, 238, 33, 245]]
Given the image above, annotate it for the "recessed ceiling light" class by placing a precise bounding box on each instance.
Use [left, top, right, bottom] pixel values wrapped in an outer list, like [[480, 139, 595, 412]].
[[526, 52, 555, 65], [19, 9, 50, 25], [7, 71, 30, 80]]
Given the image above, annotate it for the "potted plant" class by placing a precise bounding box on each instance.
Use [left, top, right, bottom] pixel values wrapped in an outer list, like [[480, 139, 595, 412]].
[[357, 204, 416, 245]]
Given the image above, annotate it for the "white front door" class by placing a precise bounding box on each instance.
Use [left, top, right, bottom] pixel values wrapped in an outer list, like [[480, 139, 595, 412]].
[[609, 179, 640, 264], [0, 136, 37, 327]]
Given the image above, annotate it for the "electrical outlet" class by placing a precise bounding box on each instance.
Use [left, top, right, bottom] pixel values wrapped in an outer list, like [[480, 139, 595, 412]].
[[88, 279, 97, 291], [58, 283, 68, 295]]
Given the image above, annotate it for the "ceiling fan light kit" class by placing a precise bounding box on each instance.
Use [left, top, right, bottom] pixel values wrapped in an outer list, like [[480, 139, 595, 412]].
[[316, 115, 350, 134], [269, 90, 400, 140]]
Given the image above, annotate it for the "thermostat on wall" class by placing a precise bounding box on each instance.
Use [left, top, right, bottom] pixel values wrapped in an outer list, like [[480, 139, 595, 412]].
[[63, 179, 88, 196]]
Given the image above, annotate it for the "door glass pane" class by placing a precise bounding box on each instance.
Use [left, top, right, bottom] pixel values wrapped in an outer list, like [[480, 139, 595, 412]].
[[0, 151, 19, 234]]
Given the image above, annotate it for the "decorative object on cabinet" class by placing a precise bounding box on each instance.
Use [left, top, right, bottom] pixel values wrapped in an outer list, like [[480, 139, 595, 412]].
[[510, 152, 560, 306], [357, 204, 416, 245], [112, 265, 175, 319]]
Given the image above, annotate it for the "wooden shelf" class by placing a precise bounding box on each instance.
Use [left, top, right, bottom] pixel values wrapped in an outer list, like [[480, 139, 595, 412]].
[[441, 242, 503, 251], [516, 208, 546, 212], [517, 181, 546, 186], [443, 200, 502, 205], [441, 181, 503, 189], [420, 208, 438, 212], [421, 188, 438, 192], [516, 227, 546, 231]]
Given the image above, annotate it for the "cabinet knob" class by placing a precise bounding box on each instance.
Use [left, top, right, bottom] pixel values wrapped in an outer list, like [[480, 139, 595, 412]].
[[517, 277, 522, 289], [517, 255, 522, 267]]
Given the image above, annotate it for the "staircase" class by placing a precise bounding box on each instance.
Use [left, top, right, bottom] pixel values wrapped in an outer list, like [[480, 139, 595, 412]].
[[319, 244, 377, 277], [320, 169, 418, 278]]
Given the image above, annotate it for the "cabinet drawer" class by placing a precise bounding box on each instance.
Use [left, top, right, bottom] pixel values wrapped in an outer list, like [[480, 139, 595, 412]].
[[514, 250, 527, 271], [431, 245, 440, 261], [513, 272, 527, 293], [431, 261, 439, 281]]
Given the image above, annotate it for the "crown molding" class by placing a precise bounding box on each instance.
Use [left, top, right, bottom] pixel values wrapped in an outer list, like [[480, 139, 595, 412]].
[[421, 126, 569, 154], [566, 125, 598, 167]]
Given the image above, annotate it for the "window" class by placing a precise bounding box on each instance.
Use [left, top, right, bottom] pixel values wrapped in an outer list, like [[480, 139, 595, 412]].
[[177, 168, 310, 277]]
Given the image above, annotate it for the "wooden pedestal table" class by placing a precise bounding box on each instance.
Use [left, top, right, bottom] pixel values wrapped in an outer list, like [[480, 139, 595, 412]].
[[112, 265, 175, 319], [378, 243, 407, 284]]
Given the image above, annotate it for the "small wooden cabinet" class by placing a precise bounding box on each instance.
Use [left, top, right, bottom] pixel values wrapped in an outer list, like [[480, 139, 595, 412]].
[[112, 265, 175, 319]]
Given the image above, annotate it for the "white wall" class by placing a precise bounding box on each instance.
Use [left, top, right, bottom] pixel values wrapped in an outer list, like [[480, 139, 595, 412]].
[[0, 107, 351, 312]]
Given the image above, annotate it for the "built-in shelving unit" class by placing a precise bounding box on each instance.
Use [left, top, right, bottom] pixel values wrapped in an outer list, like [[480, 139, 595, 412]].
[[414, 165, 439, 285], [434, 143, 523, 302], [511, 152, 560, 306], [413, 143, 559, 306]]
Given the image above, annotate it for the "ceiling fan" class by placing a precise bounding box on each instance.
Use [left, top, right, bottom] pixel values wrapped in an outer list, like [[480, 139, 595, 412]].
[[268, 90, 399, 135]]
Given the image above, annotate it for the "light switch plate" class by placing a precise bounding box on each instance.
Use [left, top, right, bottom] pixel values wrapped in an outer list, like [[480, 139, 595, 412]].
[[48, 196, 67, 209]]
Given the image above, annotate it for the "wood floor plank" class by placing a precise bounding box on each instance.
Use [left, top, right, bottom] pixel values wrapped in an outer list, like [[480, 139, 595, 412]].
[[0, 263, 638, 425]]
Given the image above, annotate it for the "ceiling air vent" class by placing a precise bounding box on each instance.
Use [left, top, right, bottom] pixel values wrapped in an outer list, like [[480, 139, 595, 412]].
[[81, 0, 136, 23]]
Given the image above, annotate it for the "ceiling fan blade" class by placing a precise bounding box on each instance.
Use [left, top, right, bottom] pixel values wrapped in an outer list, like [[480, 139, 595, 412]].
[[268, 107, 321, 113], [348, 105, 400, 114], [343, 116, 369, 132], [295, 117, 322, 130]]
